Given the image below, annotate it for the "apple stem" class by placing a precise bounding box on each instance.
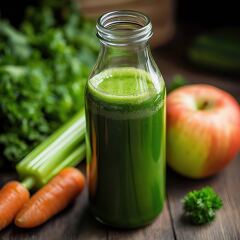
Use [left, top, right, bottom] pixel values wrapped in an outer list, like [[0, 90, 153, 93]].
[[198, 100, 214, 110]]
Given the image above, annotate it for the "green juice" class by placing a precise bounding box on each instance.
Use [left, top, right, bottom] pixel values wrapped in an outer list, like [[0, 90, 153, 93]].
[[85, 67, 166, 228]]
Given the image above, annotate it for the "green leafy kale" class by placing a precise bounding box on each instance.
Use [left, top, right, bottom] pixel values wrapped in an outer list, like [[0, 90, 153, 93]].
[[0, 1, 99, 166], [182, 187, 223, 225]]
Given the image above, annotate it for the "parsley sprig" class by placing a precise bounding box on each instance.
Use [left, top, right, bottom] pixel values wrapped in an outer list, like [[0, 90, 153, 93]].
[[182, 187, 223, 225]]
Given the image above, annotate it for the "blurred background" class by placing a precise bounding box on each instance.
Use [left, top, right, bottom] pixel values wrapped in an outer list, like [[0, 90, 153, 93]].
[[1, 0, 240, 34], [1, 0, 240, 73], [0, 0, 239, 167], [1, 0, 240, 76]]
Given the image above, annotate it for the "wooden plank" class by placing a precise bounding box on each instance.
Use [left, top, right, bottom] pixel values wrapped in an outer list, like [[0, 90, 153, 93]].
[[154, 49, 240, 240], [108, 203, 175, 240], [154, 55, 240, 99], [167, 154, 240, 240], [79, 0, 175, 47], [153, 41, 240, 101], [0, 188, 107, 240], [0, 165, 107, 240]]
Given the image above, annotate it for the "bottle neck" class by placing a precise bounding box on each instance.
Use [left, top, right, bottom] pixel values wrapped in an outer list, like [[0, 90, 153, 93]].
[[98, 41, 152, 69], [91, 11, 158, 83], [97, 10, 152, 47]]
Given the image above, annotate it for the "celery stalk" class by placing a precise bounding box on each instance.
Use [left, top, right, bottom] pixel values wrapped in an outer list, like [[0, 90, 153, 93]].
[[44, 144, 86, 184], [16, 110, 86, 189]]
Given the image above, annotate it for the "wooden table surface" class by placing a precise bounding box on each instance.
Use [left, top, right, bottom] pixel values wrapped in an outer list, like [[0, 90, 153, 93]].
[[0, 44, 240, 240]]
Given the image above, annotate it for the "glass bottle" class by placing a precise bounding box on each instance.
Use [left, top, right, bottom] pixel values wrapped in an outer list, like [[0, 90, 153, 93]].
[[85, 10, 166, 228]]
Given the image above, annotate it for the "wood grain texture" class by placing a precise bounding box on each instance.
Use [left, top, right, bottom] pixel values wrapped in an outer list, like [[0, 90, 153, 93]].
[[160, 57, 240, 101], [0, 188, 107, 240], [0, 165, 107, 240], [79, 0, 175, 47], [167, 154, 240, 240], [155, 50, 240, 240], [153, 36, 240, 101], [108, 203, 175, 240]]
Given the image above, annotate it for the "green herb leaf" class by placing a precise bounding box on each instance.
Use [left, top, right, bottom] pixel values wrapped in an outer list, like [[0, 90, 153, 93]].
[[182, 186, 223, 225]]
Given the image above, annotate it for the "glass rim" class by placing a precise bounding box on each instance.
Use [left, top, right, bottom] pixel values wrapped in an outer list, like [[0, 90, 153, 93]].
[[96, 10, 153, 46]]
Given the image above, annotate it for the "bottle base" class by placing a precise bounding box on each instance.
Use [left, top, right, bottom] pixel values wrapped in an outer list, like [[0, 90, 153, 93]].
[[92, 209, 163, 229]]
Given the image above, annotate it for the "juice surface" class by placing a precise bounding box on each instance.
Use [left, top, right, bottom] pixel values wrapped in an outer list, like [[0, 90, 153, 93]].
[[85, 67, 166, 228]]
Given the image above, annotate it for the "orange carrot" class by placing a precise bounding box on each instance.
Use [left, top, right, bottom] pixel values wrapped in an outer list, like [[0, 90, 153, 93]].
[[0, 181, 30, 230], [15, 167, 85, 228]]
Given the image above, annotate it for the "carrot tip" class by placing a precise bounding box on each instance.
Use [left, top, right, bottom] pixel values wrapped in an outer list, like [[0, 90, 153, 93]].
[[0, 181, 30, 231]]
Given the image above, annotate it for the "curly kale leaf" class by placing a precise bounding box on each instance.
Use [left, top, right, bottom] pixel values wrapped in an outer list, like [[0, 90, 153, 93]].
[[0, 1, 99, 165]]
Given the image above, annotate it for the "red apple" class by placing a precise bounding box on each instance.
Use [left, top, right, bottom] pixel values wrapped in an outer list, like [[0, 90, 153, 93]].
[[167, 84, 240, 178]]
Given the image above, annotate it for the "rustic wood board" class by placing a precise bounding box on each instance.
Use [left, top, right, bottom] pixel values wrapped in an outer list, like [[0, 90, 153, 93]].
[[167, 158, 240, 240], [0, 47, 240, 240]]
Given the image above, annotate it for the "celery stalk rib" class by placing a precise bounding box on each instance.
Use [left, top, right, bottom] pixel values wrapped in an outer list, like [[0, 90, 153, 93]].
[[43, 143, 86, 184], [16, 110, 86, 189]]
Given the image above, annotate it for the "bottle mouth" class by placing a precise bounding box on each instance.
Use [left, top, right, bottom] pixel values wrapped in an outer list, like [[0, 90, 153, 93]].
[[97, 10, 153, 46]]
